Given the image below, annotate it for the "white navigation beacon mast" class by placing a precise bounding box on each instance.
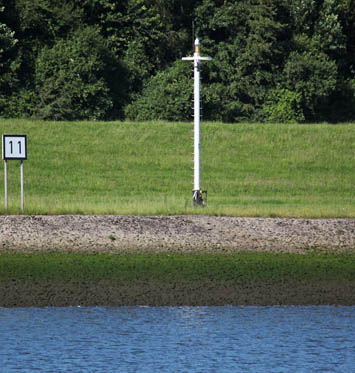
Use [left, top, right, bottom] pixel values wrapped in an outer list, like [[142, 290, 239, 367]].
[[182, 38, 212, 206]]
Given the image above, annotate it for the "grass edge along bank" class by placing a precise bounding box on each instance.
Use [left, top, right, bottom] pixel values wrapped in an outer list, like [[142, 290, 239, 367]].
[[0, 119, 354, 218]]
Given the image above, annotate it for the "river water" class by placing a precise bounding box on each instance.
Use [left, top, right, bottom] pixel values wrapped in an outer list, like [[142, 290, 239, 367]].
[[1, 306, 355, 372]]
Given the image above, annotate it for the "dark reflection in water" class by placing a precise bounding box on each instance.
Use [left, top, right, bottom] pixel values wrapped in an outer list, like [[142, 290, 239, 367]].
[[1, 306, 355, 372]]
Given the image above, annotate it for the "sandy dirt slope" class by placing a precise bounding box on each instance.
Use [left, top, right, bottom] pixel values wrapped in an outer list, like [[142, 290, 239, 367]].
[[1, 215, 354, 254]]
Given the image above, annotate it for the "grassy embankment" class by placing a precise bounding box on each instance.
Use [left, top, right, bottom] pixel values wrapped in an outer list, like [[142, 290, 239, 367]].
[[0, 118, 354, 217], [1, 119, 354, 305], [1, 253, 355, 306]]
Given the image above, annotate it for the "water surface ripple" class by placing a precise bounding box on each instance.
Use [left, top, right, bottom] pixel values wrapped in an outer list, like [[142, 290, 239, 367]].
[[1, 306, 355, 372]]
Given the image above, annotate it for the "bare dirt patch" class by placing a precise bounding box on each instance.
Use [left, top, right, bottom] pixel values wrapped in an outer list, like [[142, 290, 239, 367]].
[[2, 279, 355, 307]]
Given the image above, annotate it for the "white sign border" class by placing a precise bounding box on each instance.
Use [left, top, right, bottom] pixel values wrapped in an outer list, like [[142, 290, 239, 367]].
[[2, 134, 27, 160]]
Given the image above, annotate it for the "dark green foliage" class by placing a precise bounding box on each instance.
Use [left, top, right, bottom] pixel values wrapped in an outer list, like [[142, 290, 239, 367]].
[[125, 60, 192, 121], [283, 50, 338, 120], [262, 86, 305, 123], [33, 26, 128, 120], [14, 0, 83, 45], [0, 7, 17, 68], [195, 0, 286, 121], [1, 0, 355, 122], [280, 0, 346, 121], [0, 5, 19, 114]]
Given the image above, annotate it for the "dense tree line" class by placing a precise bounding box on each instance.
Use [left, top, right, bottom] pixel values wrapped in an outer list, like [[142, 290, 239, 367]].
[[1, 0, 355, 122]]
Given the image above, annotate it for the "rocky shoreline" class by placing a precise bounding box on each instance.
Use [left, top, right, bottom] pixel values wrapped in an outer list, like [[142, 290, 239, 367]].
[[1, 215, 355, 253]]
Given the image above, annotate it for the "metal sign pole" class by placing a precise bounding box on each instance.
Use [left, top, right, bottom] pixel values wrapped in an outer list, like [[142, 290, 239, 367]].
[[4, 160, 8, 209], [21, 160, 24, 212]]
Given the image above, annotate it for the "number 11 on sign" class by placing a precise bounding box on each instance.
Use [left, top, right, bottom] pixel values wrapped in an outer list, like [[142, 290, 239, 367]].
[[2, 134, 27, 211]]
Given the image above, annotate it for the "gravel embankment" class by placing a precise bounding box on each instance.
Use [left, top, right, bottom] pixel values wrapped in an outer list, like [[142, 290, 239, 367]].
[[1, 215, 354, 253]]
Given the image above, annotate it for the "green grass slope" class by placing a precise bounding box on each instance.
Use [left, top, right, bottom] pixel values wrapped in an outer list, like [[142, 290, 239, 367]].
[[1, 253, 355, 306], [0, 119, 354, 217]]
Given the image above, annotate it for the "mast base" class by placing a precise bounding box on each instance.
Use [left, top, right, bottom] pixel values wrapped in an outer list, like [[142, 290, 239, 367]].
[[192, 190, 207, 206]]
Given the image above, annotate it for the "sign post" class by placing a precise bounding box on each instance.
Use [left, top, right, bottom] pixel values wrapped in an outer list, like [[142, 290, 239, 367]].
[[182, 39, 212, 206], [2, 134, 27, 211], [4, 157, 8, 209]]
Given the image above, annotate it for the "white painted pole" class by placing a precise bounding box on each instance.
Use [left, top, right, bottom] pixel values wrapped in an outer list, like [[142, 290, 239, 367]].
[[182, 39, 212, 204], [194, 39, 201, 192], [4, 160, 8, 209], [21, 160, 24, 212]]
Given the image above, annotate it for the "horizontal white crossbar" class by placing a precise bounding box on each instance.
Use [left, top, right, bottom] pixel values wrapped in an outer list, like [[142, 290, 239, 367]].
[[182, 56, 212, 62]]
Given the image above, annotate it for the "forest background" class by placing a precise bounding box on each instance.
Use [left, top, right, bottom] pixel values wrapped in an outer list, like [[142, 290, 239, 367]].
[[1, 0, 355, 123]]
